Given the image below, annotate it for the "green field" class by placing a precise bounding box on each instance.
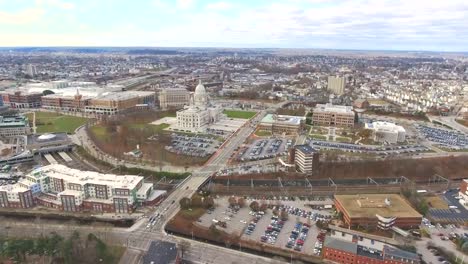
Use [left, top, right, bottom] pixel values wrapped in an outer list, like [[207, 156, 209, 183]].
[[223, 110, 256, 119], [27, 112, 88, 134], [255, 130, 272, 137]]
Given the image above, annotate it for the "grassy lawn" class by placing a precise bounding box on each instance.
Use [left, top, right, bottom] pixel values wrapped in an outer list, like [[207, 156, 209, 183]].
[[336, 136, 352, 143], [310, 134, 327, 140], [223, 110, 256, 119], [179, 208, 206, 221], [128, 123, 170, 132], [255, 130, 272, 137], [27, 112, 88, 134]]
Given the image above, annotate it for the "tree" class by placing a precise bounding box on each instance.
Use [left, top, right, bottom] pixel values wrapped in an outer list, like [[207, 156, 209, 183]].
[[228, 196, 237, 207], [280, 211, 288, 221], [249, 201, 259, 212], [179, 197, 191, 210], [203, 196, 215, 209], [191, 196, 203, 208], [259, 203, 268, 212], [237, 197, 246, 208], [42, 90, 55, 96], [358, 129, 373, 139], [179, 240, 191, 260]]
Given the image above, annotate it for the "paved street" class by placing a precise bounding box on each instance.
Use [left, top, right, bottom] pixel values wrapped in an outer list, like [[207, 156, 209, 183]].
[[51, 101, 292, 263]]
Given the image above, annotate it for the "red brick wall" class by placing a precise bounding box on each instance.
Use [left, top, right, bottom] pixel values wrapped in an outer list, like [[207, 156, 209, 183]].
[[461, 180, 468, 194], [323, 247, 357, 264]]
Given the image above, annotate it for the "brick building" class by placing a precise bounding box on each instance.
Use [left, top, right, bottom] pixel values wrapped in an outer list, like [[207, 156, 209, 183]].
[[312, 103, 355, 127], [41, 92, 91, 112], [334, 194, 422, 229], [323, 226, 421, 264], [0, 90, 42, 108]]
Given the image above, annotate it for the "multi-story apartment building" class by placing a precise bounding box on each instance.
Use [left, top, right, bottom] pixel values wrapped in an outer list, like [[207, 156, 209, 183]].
[[85, 91, 155, 115], [327, 76, 346, 95], [312, 103, 355, 128], [0, 90, 42, 108], [0, 115, 31, 138], [0, 185, 35, 209], [159, 88, 190, 110], [294, 144, 319, 174], [0, 164, 161, 213]]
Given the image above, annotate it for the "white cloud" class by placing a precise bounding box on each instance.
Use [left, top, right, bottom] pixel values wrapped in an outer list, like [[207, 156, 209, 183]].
[[35, 0, 75, 10], [176, 0, 195, 9], [206, 1, 233, 11], [0, 8, 45, 25]]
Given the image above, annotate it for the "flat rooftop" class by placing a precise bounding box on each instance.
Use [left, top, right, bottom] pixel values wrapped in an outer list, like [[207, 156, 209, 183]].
[[335, 194, 422, 219], [27, 133, 70, 144], [30, 164, 143, 190], [260, 114, 304, 125], [314, 103, 354, 114], [296, 144, 317, 154], [95, 91, 154, 101]]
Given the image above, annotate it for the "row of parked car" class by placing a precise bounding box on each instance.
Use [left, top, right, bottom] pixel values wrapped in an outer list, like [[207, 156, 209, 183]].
[[286, 222, 310, 252], [260, 215, 286, 245], [416, 124, 468, 148], [245, 211, 265, 235], [275, 205, 333, 222], [314, 230, 326, 255]]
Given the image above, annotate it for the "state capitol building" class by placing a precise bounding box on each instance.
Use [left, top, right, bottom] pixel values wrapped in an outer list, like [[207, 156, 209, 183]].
[[175, 81, 224, 131]]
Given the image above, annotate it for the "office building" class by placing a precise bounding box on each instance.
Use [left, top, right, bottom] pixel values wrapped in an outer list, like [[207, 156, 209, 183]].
[[323, 226, 421, 264], [312, 103, 355, 127], [334, 194, 422, 229], [0, 115, 31, 138], [258, 114, 305, 135], [85, 91, 155, 115], [365, 121, 406, 144], [41, 90, 91, 112], [327, 76, 346, 95], [26, 64, 37, 77], [159, 88, 190, 110], [294, 145, 319, 174], [0, 90, 42, 108]]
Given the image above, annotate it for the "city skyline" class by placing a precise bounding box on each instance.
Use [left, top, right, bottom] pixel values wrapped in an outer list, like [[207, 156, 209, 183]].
[[1, 0, 468, 52]]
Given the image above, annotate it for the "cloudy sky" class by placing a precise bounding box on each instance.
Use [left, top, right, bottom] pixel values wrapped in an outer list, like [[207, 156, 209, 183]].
[[0, 0, 467, 51]]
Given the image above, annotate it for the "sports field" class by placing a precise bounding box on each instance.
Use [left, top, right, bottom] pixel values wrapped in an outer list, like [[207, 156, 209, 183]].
[[223, 110, 256, 119]]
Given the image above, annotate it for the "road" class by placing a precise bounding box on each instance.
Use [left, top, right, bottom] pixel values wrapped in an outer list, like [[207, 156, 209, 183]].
[[430, 115, 468, 134], [121, 105, 291, 263], [68, 102, 290, 263]]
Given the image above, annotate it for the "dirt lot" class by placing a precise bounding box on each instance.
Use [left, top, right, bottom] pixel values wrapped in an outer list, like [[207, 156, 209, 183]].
[[426, 196, 449, 209]]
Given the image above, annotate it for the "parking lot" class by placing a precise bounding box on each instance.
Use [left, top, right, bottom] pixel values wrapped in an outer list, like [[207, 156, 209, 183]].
[[418, 217, 468, 264], [416, 124, 468, 150], [427, 189, 468, 224], [196, 196, 333, 256], [164, 133, 221, 157], [238, 138, 291, 161], [217, 164, 277, 176], [309, 139, 429, 156]]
